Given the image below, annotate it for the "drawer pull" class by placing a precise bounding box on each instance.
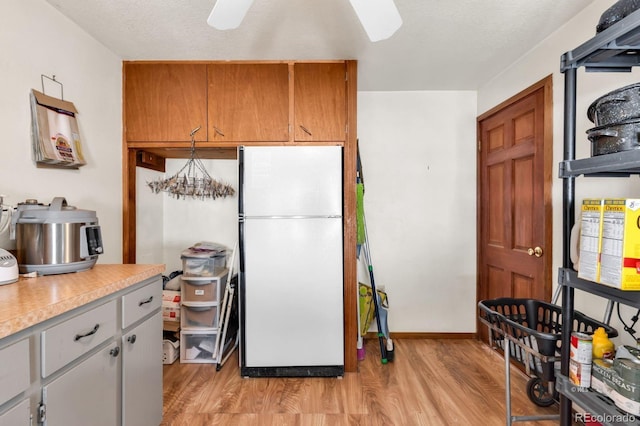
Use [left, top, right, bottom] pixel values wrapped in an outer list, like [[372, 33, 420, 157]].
[[299, 124, 312, 136], [110, 346, 120, 357], [138, 296, 153, 306], [74, 324, 100, 341], [127, 334, 137, 344]]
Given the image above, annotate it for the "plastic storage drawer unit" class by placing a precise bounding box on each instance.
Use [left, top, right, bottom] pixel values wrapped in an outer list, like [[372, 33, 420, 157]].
[[182, 256, 226, 278], [181, 242, 227, 278], [181, 304, 218, 329], [180, 330, 218, 363], [181, 277, 223, 304]]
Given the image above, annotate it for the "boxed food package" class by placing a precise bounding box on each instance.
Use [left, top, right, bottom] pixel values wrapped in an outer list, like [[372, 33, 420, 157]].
[[162, 290, 181, 323], [577, 198, 604, 282], [599, 199, 640, 290]]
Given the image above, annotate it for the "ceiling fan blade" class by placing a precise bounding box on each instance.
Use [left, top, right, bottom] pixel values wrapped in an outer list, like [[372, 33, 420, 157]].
[[349, 0, 403, 42], [207, 0, 255, 30]]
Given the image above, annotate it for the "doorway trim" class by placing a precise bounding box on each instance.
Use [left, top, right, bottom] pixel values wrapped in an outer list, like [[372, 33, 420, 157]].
[[475, 75, 554, 336]]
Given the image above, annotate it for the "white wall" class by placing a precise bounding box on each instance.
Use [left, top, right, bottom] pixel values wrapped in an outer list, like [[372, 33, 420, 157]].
[[136, 167, 164, 265], [478, 0, 640, 345], [0, 1, 123, 263], [136, 159, 238, 274], [357, 91, 478, 332], [135, 91, 478, 334], [160, 159, 238, 274]]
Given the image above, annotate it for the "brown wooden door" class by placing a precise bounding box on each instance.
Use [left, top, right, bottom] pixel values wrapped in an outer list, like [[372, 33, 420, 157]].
[[477, 77, 553, 341], [207, 63, 289, 142], [294, 63, 346, 142], [124, 63, 208, 142]]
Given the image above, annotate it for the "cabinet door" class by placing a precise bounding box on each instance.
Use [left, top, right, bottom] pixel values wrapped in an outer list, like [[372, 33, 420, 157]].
[[0, 399, 30, 426], [125, 63, 208, 142], [294, 63, 346, 142], [43, 344, 118, 426], [0, 339, 29, 406], [122, 312, 162, 426], [207, 63, 289, 142]]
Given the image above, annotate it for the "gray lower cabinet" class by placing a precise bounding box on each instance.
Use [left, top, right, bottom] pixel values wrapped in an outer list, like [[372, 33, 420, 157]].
[[42, 344, 119, 425], [0, 274, 163, 426], [0, 399, 31, 425], [122, 312, 162, 426]]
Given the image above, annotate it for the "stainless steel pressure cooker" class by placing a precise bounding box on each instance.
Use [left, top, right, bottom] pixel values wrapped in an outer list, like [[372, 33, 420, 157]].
[[10, 197, 103, 275]]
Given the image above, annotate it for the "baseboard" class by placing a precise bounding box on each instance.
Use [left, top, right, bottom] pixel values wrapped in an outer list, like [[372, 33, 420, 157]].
[[363, 332, 476, 339]]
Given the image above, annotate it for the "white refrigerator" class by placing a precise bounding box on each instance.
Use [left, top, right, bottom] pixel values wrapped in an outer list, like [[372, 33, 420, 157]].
[[238, 146, 344, 377]]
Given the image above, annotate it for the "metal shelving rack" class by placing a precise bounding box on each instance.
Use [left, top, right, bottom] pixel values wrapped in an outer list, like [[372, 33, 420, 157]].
[[559, 8, 640, 426]]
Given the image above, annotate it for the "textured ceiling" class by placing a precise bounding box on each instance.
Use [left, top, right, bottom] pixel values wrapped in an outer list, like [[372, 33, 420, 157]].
[[44, 0, 602, 91]]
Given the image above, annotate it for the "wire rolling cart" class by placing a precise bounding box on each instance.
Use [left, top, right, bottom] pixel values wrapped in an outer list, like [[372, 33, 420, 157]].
[[478, 298, 618, 425]]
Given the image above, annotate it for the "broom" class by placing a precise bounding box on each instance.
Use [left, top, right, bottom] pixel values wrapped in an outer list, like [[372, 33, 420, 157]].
[[361, 213, 388, 364], [356, 142, 366, 360], [356, 181, 366, 360]]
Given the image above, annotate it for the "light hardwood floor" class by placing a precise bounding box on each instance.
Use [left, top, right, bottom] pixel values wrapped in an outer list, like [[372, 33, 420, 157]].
[[161, 338, 562, 425]]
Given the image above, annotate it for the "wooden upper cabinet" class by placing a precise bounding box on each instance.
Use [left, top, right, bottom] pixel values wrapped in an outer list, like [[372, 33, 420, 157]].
[[207, 63, 289, 142], [124, 63, 207, 142], [294, 63, 347, 142]]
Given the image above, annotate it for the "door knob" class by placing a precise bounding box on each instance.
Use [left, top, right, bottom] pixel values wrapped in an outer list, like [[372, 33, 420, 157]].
[[527, 247, 543, 257]]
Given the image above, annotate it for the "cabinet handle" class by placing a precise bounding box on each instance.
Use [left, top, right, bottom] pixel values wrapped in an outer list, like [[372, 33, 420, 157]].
[[299, 125, 312, 136], [213, 126, 225, 137], [127, 334, 137, 344], [74, 324, 100, 341], [139, 296, 153, 306], [110, 346, 120, 357]]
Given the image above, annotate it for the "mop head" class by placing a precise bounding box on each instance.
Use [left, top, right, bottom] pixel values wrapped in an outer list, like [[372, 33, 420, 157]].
[[356, 183, 365, 245]]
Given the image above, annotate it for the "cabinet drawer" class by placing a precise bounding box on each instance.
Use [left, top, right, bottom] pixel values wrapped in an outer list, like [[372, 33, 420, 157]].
[[41, 300, 116, 378], [122, 278, 162, 329], [0, 339, 29, 406]]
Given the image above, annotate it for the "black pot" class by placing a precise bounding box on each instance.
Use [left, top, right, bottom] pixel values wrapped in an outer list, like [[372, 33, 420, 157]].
[[587, 118, 640, 156], [587, 82, 640, 127], [596, 0, 640, 33]]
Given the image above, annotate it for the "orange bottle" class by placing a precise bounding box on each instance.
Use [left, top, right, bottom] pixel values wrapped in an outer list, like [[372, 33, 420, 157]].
[[592, 327, 615, 360]]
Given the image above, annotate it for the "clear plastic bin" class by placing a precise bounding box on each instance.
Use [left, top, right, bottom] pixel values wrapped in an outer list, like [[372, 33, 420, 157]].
[[181, 304, 218, 329], [181, 255, 226, 278], [180, 330, 218, 363], [181, 278, 220, 304]]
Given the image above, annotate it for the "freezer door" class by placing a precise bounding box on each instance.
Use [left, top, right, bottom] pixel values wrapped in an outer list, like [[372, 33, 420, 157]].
[[243, 217, 344, 368], [241, 146, 342, 217]]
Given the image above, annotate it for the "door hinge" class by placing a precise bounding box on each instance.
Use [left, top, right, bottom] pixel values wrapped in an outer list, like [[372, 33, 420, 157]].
[[38, 402, 46, 423], [477, 139, 481, 152]]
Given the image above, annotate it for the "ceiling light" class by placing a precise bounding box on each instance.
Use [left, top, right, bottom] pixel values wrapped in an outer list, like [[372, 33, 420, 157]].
[[348, 0, 402, 42], [207, 0, 254, 30], [207, 0, 403, 42]]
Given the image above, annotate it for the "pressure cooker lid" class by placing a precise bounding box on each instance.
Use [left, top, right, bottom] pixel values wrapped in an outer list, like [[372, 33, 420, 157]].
[[14, 197, 97, 223]]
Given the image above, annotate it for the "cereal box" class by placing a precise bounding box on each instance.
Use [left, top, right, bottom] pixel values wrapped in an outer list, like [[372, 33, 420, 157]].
[[577, 198, 604, 282], [599, 199, 640, 290]]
